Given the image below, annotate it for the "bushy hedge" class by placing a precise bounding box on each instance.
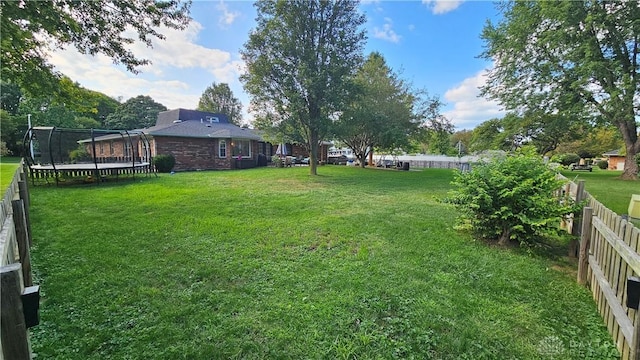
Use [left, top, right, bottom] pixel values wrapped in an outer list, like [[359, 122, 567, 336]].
[[551, 153, 580, 167], [153, 154, 176, 173], [69, 145, 91, 163], [596, 160, 609, 170], [0, 141, 8, 156], [449, 147, 576, 246]]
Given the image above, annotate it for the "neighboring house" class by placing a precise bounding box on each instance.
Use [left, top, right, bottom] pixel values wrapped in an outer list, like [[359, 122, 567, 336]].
[[80, 131, 150, 163], [602, 150, 626, 171], [89, 108, 331, 171], [144, 109, 264, 171]]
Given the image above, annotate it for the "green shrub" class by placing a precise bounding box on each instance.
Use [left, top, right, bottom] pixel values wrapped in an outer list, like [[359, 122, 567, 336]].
[[577, 149, 596, 159], [0, 141, 8, 157], [153, 154, 176, 173], [271, 155, 283, 167], [596, 160, 609, 170], [69, 145, 91, 163], [552, 153, 580, 167], [449, 147, 576, 246]]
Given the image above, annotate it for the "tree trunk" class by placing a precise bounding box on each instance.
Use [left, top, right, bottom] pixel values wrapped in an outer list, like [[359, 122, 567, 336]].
[[621, 143, 639, 180], [622, 155, 639, 180], [618, 119, 639, 180], [309, 131, 319, 176], [498, 227, 510, 246]]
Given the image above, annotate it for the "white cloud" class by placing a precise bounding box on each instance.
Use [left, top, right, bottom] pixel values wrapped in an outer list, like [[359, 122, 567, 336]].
[[442, 70, 505, 129], [373, 18, 401, 43], [217, 1, 241, 29], [129, 22, 234, 74], [422, 0, 463, 15], [47, 20, 243, 110]]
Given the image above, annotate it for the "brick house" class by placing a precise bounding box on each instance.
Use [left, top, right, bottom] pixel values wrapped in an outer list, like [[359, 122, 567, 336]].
[[81, 131, 150, 163], [603, 150, 626, 171], [89, 108, 331, 171], [143, 109, 267, 171]]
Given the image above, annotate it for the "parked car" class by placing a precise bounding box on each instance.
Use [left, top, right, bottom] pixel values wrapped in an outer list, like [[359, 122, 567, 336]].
[[327, 155, 348, 165]]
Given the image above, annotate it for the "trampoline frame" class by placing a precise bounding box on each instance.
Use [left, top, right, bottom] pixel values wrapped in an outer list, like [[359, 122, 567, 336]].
[[23, 127, 155, 185]]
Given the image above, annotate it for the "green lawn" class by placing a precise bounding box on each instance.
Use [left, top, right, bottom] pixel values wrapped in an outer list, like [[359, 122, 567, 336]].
[[29, 166, 617, 359], [0, 156, 21, 191], [560, 168, 639, 216]]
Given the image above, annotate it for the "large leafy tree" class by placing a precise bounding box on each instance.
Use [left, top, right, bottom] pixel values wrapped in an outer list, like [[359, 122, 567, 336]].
[[506, 113, 583, 155], [17, 77, 119, 126], [0, 82, 23, 115], [0, 110, 27, 156], [104, 95, 167, 130], [415, 107, 455, 155], [481, 0, 639, 179], [450, 130, 473, 156], [470, 118, 506, 153], [0, 0, 191, 96], [241, 0, 366, 175], [0, 78, 120, 155], [334, 52, 418, 167], [555, 125, 624, 157], [196, 83, 243, 125], [495, 112, 583, 155]]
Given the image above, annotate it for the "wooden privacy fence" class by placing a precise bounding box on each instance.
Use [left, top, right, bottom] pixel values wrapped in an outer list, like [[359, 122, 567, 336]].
[[560, 174, 640, 359], [1, 161, 38, 360]]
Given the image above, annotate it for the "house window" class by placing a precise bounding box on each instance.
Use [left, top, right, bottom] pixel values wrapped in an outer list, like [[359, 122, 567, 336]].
[[206, 116, 219, 123], [219, 140, 226, 158], [232, 139, 251, 158], [109, 141, 115, 155], [99, 143, 104, 155]]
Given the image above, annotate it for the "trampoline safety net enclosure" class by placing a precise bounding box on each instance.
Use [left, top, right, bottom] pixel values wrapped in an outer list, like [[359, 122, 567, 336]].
[[23, 127, 154, 185]]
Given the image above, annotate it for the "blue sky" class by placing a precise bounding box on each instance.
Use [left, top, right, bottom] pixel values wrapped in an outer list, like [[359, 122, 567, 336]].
[[49, 0, 505, 130]]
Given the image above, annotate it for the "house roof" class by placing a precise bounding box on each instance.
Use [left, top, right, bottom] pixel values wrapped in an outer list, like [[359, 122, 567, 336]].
[[77, 130, 147, 143], [602, 149, 623, 157], [145, 120, 262, 140], [140, 108, 262, 140], [156, 109, 230, 126]]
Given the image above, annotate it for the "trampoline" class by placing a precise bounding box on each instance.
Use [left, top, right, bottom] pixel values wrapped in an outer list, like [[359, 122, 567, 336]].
[[23, 127, 155, 185]]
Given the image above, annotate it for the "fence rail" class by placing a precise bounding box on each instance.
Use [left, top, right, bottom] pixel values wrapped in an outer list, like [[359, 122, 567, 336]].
[[560, 174, 640, 359], [1, 161, 36, 360]]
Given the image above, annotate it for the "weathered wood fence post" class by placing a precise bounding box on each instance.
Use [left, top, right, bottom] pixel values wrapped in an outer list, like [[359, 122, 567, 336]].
[[577, 206, 593, 285], [633, 304, 640, 360], [11, 199, 32, 287], [572, 180, 587, 236], [1, 161, 37, 359], [1, 263, 31, 360], [18, 180, 32, 247], [568, 180, 587, 257]]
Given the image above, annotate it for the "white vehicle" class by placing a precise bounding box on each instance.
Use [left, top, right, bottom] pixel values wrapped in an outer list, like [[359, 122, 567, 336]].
[[328, 147, 356, 165]]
